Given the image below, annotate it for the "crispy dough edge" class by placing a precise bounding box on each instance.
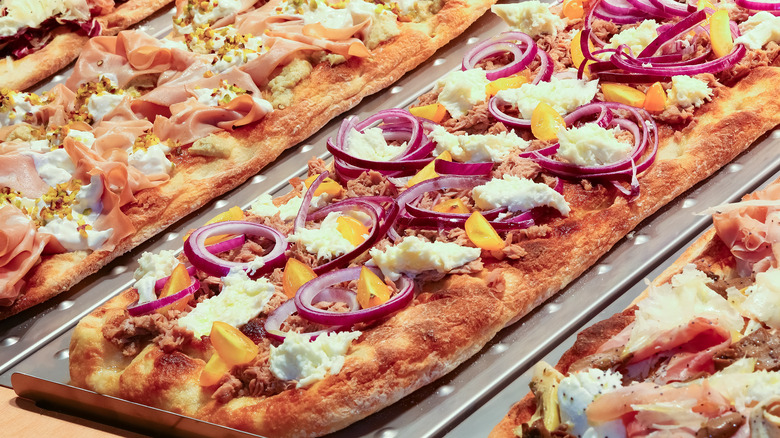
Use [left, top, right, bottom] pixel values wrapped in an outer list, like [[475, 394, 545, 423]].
[[3, 0, 496, 319], [0, 0, 173, 91], [71, 67, 780, 436]]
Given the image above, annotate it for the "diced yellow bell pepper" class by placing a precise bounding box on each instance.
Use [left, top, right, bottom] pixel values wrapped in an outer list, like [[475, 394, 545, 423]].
[[183, 205, 244, 243], [465, 211, 505, 251], [336, 216, 370, 246], [697, 0, 715, 11], [601, 83, 646, 108], [409, 103, 448, 123], [199, 353, 231, 387], [282, 258, 317, 298], [570, 30, 595, 71], [407, 151, 452, 187], [531, 102, 567, 141], [209, 321, 260, 366], [304, 174, 343, 198], [562, 0, 585, 19], [485, 74, 529, 97], [433, 198, 470, 214], [710, 9, 734, 58], [643, 82, 667, 112], [157, 263, 191, 315], [356, 266, 391, 309]]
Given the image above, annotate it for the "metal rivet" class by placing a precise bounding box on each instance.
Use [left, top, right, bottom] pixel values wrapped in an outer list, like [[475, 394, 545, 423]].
[[374, 428, 398, 438], [252, 175, 267, 184], [166, 232, 180, 241], [547, 303, 561, 313], [682, 198, 697, 209], [58, 300, 75, 311], [300, 144, 314, 153], [467, 37, 480, 44], [111, 266, 128, 276], [433, 58, 446, 66], [215, 200, 229, 208], [436, 385, 455, 397], [771, 130, 780, 139], [490, 343, 508, 354], [633, 235, 650, 245], [55, 349, 69, 360], [2, 337, 19, 347], [391, 86, 403, 94]]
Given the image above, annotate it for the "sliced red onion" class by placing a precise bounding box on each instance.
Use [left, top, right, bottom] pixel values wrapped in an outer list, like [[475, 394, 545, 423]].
[[204, 234, 246, 255], [610, 43, 746, 75], [294, 171, 329, 233], [434, 160, 494, 176], [183, 221, 289, 278], [638, 10, 707, 58], [735, 0, 780, 10], [263, 299, 350, 342], [295, 267, 415, 326], [129, 277, 200, 316], [462, 31, 538, 80], [328, 109, 434, 182]]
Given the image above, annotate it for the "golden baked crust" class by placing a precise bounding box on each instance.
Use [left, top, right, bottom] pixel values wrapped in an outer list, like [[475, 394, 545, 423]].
[[0, 0, 173, 91], [71, 65, 780, 436], [3, 0, 496, 317]]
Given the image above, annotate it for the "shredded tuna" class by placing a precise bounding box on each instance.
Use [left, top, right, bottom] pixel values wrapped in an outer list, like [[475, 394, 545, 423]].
[[722, 42, 780, 84], [103, 311, 194, 357], [590, 19, 619, 43], [344, 171, 397, 198], [415, 88, 440, 107], [492, 155, 541, 179], [245, 211, 295, 236], [443, 100, 491, 133], [213, 374, 243, 403], [307, 157, 330, 176], [486, 122, 508, 135]]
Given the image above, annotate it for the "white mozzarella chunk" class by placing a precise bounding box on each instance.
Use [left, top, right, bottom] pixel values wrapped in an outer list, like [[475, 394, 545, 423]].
[[471, 175, 570, 216], [436, 68, 490, 119], [491, 1, 565, 38], [496, 77, 599, 119], [556, 124, 633, 166], [368, 236, 481, 281], [666, 75, 713, 109], [270, 331, 362, 388], [430, 125, 529, 162]]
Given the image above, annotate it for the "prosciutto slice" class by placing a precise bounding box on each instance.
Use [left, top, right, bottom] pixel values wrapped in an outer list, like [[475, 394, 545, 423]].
[[713, 182, 780, 275], [66, 31, 198, 89], [0, 154, 51, 198], [0, 206, 57, 305]]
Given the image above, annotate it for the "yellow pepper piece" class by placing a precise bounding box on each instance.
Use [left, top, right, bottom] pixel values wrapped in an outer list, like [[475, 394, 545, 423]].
[[199, 354, 231, 387], [157, 263, 191, 314], [282, 258, 317, 298], [465, 211, 505, 251], [407, 151, 452, 187], [643, 82, 667, 112], [570, 30, 595, 71], [433, 198, 470, 214], [304, 174, 343, 198], [210, 321, 260, 366], [562, 0, 585, 19], [710, 9, 734, 58], [183, 205, 244, 243], [601, 83, 646, 108], [356, 266, 391, 309], [697, 0, 715, 11], [336, 216, 370, 247], [409, 103, 447, 123], [531, 102, 567, 141], [485, 74, 529, 97]]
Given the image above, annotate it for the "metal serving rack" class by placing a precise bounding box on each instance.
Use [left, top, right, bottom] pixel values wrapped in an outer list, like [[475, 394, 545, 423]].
[[2, 2, 780, 437]]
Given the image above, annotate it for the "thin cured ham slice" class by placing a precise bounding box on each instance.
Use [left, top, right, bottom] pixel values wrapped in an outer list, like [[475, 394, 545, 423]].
[[713, 183, 780, 275], [0, 206, 58, 306], [0, 155, 51, 198]]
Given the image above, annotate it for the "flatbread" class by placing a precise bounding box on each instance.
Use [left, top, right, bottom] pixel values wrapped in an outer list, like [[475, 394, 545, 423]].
[[0, 0, 174, 91], [70, 63, 780, 436]]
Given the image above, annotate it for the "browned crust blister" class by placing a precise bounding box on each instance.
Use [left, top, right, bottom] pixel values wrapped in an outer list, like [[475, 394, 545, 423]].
[[0, 0, 174, 91], [71, 63, 780, 437]]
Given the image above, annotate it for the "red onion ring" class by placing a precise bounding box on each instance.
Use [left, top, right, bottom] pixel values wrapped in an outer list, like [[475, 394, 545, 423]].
[[294, 267, 414, 326], [294, 171, 328, 233], [434, 160, 494, 176], [129, 277, 200, 316], [461, 31, 539, 81], [154, 265, 197, 291], [735, 0, 780, 10], [183, 221, 289, 278], [263, 298, 352, 342]]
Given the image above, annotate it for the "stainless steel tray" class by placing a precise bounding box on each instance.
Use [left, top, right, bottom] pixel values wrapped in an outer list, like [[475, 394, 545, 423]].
[[3, 2, 780, 438]]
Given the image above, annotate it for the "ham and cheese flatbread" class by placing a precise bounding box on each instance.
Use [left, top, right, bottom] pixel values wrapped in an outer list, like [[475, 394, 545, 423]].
[[491, 179, 780, 438], [0, 0, 498, 317], [0, 0, 174, 91]]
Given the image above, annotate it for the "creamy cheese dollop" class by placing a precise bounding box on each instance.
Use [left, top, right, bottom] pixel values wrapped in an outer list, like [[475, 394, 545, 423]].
[[430, 125, 529, 162], [496, 77, 599, 119], [436, 68, 490, 119], [270, 330, 362, 388], [556, 124, 633, 167], [368, 236, 481, 281], [491, 1, 565, 38], [471, 175, 570, 216]]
